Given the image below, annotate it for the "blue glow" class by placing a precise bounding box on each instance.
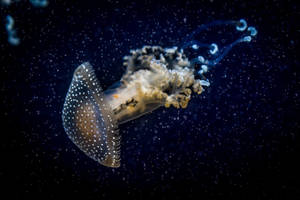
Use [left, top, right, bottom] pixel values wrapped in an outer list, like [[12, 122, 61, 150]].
[[201, 65, 208, 72], [29, 0, 48, 7], [192, 44, 199, 50], [8, 36, 20, 46], [209, 43, 218, 55], [248, 26, 258, 36], [243, 36, 252, 42], [197, 56, 205, 63], [6, 15, 13, 30], [182, 40, 211, 50], [200, 80, 210, 87], [3, 0, 48, 45], [181, 19, 257, 75], [5, 15, 20, 46], [198, 64, 208, 75], [236, 19, 247, 31]]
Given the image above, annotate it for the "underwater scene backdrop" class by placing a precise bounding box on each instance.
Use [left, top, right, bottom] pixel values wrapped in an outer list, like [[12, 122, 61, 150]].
[[0, 0, 299, 199]]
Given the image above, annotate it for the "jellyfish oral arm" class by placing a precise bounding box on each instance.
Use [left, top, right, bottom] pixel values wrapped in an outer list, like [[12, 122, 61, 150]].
[[103, 46, 209, 125], [104, 58, 199, 124]]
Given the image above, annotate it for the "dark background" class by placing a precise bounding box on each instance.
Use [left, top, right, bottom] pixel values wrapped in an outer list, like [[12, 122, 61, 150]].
[[0, 0, 299, 199]]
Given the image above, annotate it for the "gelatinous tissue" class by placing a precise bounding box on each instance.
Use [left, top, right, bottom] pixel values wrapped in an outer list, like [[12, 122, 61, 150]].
[[62, 19, 257, 167]]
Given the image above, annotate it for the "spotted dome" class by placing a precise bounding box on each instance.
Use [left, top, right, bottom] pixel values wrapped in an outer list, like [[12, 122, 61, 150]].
[[62, 62, 120, 167]]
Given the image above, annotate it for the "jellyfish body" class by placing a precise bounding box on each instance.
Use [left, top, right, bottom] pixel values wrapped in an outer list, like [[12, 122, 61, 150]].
[[62, 19, 257, 167]]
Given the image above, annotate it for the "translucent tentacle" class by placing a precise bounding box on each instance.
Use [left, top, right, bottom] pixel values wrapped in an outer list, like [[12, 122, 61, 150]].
[[182, 20, 237, 45], [181, 40, 212, 50], [181, 19, 257, 77], [191, 34, 254, 67], [29, 0, 49, 7], [5, 15, 20, 46]]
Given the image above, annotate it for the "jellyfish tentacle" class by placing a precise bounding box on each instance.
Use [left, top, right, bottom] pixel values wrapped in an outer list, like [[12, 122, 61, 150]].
[[181, 40, 212, 50], [247, 26, 258, 36], [182, 19, 248, 48], [236, 19, 247, 31], [182, 19, 257, 75], [193, 34, 254, 68], [182, 20, 237, 45], [29, 0, 49, 7], [5, 15, 20, 46]]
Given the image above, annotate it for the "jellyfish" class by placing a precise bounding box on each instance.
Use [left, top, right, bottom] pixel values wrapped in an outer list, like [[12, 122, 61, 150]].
[[62, 19, 257, 167]]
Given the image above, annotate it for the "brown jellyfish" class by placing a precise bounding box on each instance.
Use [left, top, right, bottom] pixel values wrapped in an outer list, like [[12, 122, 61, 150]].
[[62, 46, 204, 167]]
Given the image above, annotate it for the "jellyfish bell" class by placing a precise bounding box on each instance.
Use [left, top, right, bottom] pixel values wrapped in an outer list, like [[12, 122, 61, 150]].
[[62, 19, 257, 167], [62, 63, 120, 167]]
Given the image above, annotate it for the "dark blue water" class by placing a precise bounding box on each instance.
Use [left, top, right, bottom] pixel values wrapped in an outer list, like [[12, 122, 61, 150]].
[[1, 0, 299, 199]]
